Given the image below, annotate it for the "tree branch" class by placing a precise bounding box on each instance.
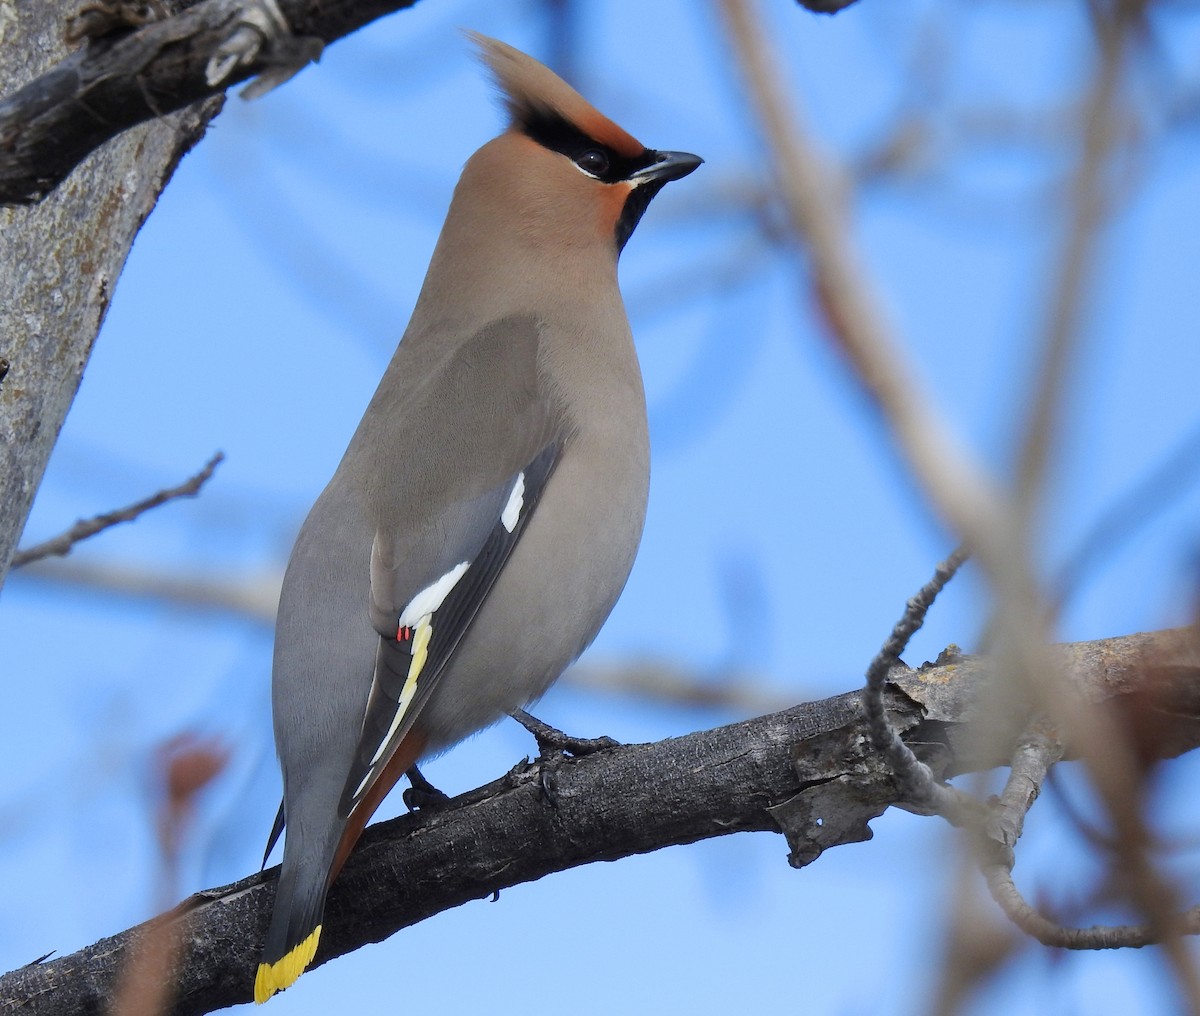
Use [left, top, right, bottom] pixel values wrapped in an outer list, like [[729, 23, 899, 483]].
[[11, 452, 223, 567], [0, 0, 424, 206], [0, 0, 862, 206], [2, 627, 1196, 1016], [794, 0, 859, 11]]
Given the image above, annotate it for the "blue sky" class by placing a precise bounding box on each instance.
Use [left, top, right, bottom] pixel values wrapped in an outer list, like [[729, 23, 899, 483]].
[[4, 0, 1200, 1012]]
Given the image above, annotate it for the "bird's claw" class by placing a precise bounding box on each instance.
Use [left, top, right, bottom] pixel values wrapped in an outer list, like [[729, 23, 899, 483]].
[[402, 764, 450, 812], [509, 708, 620, 759]]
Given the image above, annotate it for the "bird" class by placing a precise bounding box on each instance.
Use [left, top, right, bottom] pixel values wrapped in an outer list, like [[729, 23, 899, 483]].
[[254, 32, 701, 1003]]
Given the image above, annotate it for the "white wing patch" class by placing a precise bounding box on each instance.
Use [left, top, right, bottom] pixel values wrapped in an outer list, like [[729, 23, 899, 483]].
[[501, 472, 525, 533], [397, 561, 469, 627]]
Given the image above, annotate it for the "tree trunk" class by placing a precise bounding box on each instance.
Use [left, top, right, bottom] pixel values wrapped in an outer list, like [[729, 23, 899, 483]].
[[0, 2, 221, 590]]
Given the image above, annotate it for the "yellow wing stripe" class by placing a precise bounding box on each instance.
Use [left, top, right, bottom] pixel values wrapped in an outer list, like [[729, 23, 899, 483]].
[[360, 616, 435, 789], [404, 616, 432, 703], [254, 924, 322, 1004]]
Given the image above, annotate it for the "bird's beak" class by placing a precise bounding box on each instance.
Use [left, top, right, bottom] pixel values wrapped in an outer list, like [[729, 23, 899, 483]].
[[631, 150, 704, 186]]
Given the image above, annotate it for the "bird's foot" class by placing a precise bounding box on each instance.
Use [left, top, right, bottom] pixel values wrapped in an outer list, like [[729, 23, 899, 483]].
[[402, 764, 451, 812], [509, 709, 620, 760]]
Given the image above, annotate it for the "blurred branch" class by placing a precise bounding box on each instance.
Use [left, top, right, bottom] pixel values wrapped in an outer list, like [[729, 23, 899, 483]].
[[718, 5, 1200, 1001], [1053, 415, 1200, 609], [2, 627, 1196, 1015], [567, 659, 797, 714], [1008, 3, 1200, 1001], [110, 735, 230, 1016], [11, 452, 224, 568], [714, 0, 1033, 622], [714, 0, 1068, 777], [980, 712, 1200, 951], [14, 558, 282, 620], [0, 0, 425, 205], [14, 559, 797, 714], [1015, 0, 1141, 530]]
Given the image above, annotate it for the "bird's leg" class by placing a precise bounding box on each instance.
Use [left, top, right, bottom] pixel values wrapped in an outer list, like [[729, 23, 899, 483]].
[[402, 764, 450, 811], [509, 708, 620, 759]]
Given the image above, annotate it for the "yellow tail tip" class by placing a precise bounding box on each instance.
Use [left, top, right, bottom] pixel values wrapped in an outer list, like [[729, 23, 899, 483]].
[[254, 925, 322, 1004]]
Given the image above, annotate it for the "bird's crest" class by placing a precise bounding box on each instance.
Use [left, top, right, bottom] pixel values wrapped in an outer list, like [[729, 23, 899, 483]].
[[466, 31, 644, 158]]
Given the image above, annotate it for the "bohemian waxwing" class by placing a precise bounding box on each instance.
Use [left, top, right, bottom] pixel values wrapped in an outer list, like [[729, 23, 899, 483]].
[[254, 32, 701, 1002]]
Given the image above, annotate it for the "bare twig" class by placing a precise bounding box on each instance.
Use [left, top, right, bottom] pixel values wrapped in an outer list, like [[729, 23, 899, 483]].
[[862, 547, 979, 823], [981, 732, 1190, 953], [976, 687, 1200, 980], [11, 452, 223, 567], [983, 872, 1200, 950], [984, 723, 1065, 868]]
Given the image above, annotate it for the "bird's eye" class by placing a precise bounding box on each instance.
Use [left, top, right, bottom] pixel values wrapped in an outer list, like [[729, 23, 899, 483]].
[[575, 149, 610, 177]]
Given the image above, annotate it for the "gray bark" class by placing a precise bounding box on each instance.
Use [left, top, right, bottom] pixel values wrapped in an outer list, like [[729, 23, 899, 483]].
[[0, 2, 222, 591], [0, 0, 423, 207], [0, 627, 1195, 1016]]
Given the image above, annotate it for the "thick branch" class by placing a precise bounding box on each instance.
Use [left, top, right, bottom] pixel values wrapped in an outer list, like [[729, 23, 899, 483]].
[[0, 0, 421, 206], [1, 628, 1196, 1016], [794, 0, 859, 9]]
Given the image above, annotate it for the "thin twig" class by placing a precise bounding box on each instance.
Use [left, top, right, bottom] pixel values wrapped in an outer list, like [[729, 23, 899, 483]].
[[976, 709, 1200, 978], [932, 726, 1066, 1016], [982, 872, 1200, 950], [978, 723, 1200, 952], [984, 723, 1065, 868], [11, 452, 224, 567], [862, 547, 979, 824]]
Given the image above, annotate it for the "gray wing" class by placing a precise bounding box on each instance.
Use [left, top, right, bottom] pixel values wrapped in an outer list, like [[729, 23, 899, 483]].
[[338, 441, 559, 816], [333, 314, 566, 818]]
